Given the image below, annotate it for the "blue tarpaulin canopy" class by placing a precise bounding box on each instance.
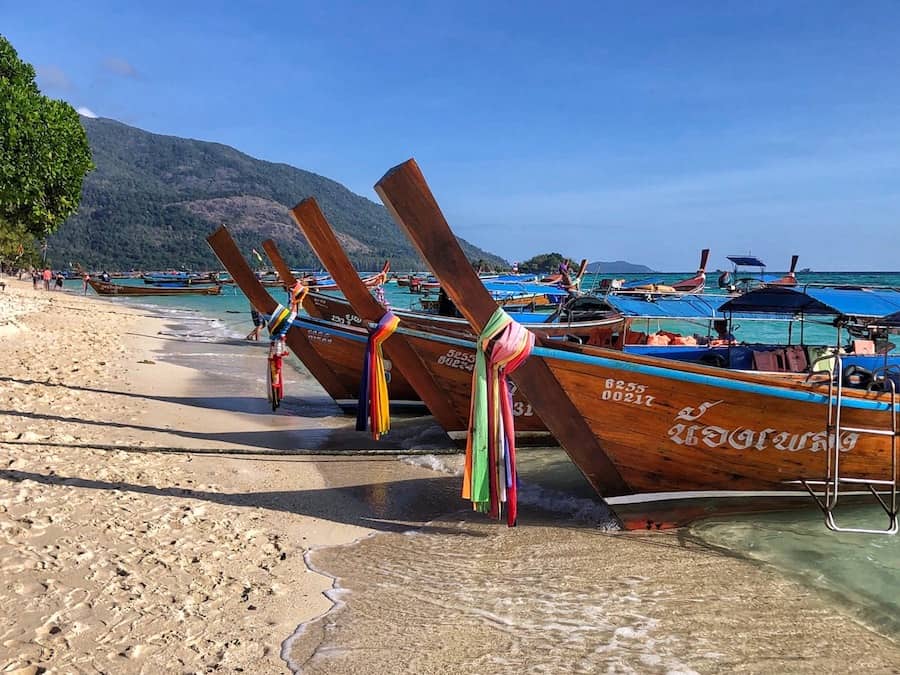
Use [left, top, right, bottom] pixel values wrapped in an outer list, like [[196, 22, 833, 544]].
[[605, 294, 727, 319], [727, 255, 766, 267], [482, 280, 569, 300], [719, 286, 900, 319]]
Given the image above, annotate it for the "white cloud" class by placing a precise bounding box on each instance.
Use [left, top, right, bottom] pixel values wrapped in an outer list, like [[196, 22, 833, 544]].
[[103, 57, 138, 78], [36, 64, 72, 91], [77, 107, 98, 118]]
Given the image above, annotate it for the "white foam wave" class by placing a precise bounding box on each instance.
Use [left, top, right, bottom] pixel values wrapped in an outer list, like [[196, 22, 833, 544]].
[[401, 454, 463, 475], [401, 455, 618, 528], [518, 483, 619, 528]]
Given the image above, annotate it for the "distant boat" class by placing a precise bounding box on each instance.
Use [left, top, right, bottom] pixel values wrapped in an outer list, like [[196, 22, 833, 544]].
[[142, 272, 219, 284], [88, 278, 222, 296], [721, 254, 800, 294], [604, 249, 710, 296]]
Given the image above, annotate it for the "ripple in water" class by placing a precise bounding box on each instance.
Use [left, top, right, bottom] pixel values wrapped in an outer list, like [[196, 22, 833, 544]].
[[284, 451, 900, 673], [286, 519, 699, 675], [692, 505, 900, 638]]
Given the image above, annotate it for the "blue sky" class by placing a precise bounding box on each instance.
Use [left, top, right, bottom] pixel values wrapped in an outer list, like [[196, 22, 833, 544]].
[[5, 1, 900, 270]]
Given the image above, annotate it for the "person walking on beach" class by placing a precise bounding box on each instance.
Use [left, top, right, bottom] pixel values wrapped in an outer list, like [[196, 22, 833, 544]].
[[42, 267, 52, 291], [246, 306, 263, 340], [54, 272, 64, 291], [82, 272, 91, 294], [31, 269, 39, 290]]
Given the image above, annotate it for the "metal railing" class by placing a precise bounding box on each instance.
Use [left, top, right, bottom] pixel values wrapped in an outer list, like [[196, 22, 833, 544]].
[[792, 355, 898, 534]]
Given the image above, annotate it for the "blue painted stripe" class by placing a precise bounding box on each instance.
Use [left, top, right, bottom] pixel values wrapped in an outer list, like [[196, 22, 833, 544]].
[[534, 346, 897, 412], [398, 326, 474, 349], [394, 325, 898, 413], [291, 317, 369, 344]]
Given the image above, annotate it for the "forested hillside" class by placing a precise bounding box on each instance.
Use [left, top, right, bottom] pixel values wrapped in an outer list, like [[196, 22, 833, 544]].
[[48, 117, 506, 271]]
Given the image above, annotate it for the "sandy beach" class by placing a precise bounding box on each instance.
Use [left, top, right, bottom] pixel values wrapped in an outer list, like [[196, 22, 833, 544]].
[[0, 278, 396, 673], [2, 278, 899, 673]]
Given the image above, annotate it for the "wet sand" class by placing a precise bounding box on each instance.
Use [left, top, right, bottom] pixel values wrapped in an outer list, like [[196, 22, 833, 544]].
[[288, 465, 900, 674], [2, 278, 898, 673]]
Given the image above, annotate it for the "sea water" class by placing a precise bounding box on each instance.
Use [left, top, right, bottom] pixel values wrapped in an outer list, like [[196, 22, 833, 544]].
[[282, 450, 899, 673], [90, 271, 900, 669]]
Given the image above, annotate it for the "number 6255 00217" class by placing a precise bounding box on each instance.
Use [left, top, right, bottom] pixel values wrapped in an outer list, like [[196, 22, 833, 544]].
[[601, 379, 654, 407]]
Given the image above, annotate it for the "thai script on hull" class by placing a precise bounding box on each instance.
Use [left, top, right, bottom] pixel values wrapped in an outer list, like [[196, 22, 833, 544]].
[[667, 400, 859, 453]]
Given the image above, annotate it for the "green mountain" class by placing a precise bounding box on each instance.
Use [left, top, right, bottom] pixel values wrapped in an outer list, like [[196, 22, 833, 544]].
[[47, 117, 507, 271]]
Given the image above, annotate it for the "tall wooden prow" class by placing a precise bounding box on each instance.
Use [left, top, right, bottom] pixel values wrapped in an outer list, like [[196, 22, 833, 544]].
[[374, 159, 629, 498], [289, 198, 468, 434], [769, 254, 800, 287], [206, 226, 354, 403], [261, 239, 298, 287], [670, 248, 710, 293]]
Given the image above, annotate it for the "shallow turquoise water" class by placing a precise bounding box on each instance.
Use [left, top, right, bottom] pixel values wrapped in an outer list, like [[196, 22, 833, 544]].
[[692, 506, 900, 638], [90, 269, 900, 346]]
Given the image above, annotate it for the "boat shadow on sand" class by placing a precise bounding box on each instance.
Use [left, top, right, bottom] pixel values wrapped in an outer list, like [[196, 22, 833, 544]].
[[0, 466, 482, 537], [0, 375, 350, 419], [0, 406, 452, 453]]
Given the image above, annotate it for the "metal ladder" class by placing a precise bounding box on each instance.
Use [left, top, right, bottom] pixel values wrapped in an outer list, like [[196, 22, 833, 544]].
[[796, 355, 899, 535]]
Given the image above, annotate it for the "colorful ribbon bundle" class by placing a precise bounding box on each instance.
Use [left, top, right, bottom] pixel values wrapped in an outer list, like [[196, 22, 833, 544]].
[[264, 303, 296, 411], [463, 307, 535, 526], [356, 311, 400, 439], [289, 281, 308, 313], [267, 303, 295, 340]]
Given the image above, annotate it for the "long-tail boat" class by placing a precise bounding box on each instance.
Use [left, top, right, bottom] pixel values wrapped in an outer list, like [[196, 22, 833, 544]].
[[257, 237, 427, 414], [538, 258, 588, 286], [767, 254, 801, 286], [262, 218, 625, 443], [374, 158, 899, 533], [304, 290, 622, 339], [142, 272, 220, 285], [721, 254, 800, 294], [87, 278, 223, 296], [299, 261, 391, 292], [669, 248, 710, 293], [207, 227, 380, 411], [609, 249, 709, 296]]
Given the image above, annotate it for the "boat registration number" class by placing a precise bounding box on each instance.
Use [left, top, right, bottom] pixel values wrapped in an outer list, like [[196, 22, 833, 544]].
[[602, 379, 654, 407], [437, 349, 475, 372], [307, 329, 332, 344], [512, 402, 534, 417]]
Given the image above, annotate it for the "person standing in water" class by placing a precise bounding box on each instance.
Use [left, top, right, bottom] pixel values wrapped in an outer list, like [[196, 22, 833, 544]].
[[246, 306, 263, 340]]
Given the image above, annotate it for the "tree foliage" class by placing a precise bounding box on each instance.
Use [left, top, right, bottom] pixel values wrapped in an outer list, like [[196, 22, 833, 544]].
[[518, 252, 571, 273], [0, 35, 93, 252]]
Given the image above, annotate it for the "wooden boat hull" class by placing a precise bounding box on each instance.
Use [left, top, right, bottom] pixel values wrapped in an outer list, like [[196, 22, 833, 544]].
[[296, 316, 548, 437], [207, 228, 363, 410], [89, 279, 223, 296], [391, 322, 898, 507], [290, 316, 421, 412], [142, 274, 219, 284]]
